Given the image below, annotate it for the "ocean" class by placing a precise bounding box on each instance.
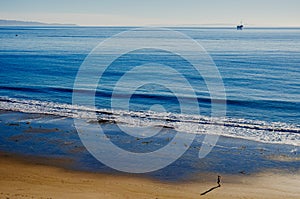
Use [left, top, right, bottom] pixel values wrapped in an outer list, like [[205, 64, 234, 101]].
[[0, 26, 299, 146]]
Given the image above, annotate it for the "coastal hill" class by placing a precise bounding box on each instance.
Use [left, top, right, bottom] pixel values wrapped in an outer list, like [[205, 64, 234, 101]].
[[0, 19, 76, 26]]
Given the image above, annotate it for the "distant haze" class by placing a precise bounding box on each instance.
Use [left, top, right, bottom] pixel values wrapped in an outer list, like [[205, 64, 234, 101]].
[[0, 0, 299, 27], [0, 19, 76, 26]]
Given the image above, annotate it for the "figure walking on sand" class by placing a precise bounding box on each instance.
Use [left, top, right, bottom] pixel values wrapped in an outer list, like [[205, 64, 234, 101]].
[[217, 175, 221, 187]]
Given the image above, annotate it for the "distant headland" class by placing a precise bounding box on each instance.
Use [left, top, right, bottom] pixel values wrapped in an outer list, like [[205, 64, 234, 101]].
[[0, 19, 77, 26]]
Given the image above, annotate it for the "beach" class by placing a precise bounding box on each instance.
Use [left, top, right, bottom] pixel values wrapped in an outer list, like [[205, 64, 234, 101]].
[[0, 151, 299, 199], [0, 111, 299, 198]]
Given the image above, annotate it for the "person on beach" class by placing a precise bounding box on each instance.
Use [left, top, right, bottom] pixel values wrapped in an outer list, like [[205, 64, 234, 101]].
[[217, 175, 221, 187]]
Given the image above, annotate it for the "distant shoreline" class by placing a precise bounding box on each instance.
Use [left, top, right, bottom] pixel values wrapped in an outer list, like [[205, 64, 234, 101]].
[[1, 25, 300, 30], [1, 19, 300, 29], [0, 19, 77, 26]]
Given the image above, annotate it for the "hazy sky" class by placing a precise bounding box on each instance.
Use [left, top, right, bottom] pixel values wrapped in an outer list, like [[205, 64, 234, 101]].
[[1, 0, 299, 26]]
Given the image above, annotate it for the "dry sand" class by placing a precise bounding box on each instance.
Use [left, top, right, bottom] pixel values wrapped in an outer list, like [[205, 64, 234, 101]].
[[0, 153, 299, 199]]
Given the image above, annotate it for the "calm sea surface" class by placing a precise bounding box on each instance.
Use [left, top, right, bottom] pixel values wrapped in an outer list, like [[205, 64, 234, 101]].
[[0, 27, 299, 145]]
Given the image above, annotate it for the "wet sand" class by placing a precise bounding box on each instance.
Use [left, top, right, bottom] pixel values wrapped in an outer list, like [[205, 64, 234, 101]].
[[0, 152, 299, 199], [0, 111, 300, 198]]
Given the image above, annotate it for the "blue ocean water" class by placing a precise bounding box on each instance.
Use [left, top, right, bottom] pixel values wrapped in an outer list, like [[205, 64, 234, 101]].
[[0, 27, 299, 145]]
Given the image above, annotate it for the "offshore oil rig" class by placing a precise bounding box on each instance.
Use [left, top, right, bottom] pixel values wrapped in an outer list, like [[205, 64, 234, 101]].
[[237, 21, 244, 30]]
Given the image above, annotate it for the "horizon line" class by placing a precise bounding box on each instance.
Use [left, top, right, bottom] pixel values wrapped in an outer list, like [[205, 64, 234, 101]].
[[1, 19, 300, 28], [1, 25, 300, 29]]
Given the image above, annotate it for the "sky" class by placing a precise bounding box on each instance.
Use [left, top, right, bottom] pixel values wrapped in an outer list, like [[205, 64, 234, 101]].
[[0, 0, 300, 27]]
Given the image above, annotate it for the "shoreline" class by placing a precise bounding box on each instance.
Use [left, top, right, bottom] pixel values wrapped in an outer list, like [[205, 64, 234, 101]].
[[0, 111, 299, 177], [0, 151, 299, 199], [0, 110, 299, 198]]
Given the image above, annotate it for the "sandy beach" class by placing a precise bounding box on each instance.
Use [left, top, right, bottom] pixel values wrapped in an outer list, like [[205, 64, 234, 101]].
[[0, 152, 299, 199], [0, 111, 299, 198], [0, 2, 300, 197]]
